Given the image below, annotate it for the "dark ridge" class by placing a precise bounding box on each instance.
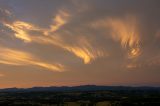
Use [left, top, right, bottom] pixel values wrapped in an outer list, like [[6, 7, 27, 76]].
[[0, 85, 160, 92]]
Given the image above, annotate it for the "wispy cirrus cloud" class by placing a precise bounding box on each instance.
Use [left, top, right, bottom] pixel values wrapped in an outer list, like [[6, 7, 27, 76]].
[[3, 10, 70, 42], [4, 21, 39, 42], [34, 35, 106, 64], [3, 10, 106, 64], [45, 10, 70, 35], [107, 16, 141, 59], [92, 16, 141, 59], [0, 46, 64, 72], [0, 7, 12, 24], [0, 0, 160, 87]]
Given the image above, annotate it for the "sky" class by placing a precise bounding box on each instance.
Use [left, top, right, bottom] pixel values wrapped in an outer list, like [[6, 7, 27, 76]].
[[0, 0, 160, 88]]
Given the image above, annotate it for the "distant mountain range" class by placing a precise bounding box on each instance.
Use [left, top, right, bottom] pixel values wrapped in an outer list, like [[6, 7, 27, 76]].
[[0, 85, 160, 92]]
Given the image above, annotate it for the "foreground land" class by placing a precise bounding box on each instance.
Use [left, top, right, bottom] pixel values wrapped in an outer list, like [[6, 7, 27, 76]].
[[0, 86, 160, 106]]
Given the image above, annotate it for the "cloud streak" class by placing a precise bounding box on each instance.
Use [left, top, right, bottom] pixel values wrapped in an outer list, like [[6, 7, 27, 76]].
[[0, 7, 12, 24], [3, 10, 106, 64], [46, 10, 70, 35], [107, 16, 141, 59], [34, 36, 106, 64], [3, 10, 70, 42], [92, 16, 141, 59], [0, 47, 64, 72]]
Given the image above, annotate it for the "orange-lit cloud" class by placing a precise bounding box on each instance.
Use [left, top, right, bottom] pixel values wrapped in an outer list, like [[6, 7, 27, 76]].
[[128, 47, 141, 59], [126, 55, 160, 70], [92, 16, 141, 59], [3, 14, 105, 64], [46, 10, 70, 35], [3, 10, 70, 42], [125, 62, 139, 70], [146, 56, 160, 67], [4, 21, 43, 42], [64, 37, 106, 64], [33, 36, 106, 64], [39, 10, 70, 36], [107, 16, 141, 59], [126, 63, 138, 69], [0, 47, 64, 72], [1, 0, 160, 88], [0, 74, 4, 77]]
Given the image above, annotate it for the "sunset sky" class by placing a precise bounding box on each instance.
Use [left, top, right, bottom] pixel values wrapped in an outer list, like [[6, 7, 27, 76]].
[[0, 0, 160, 88]]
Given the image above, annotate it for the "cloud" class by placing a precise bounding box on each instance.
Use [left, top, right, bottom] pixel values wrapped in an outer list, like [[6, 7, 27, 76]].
[[45, 10, 70, 35], [4, 21, 44, 42], [126, 63, 138, 69], [35, 36, 106, 64], [0, 46, 64, 72], [0, 74, 4, 77], [126, 55, 160, 70], [92, 15, 141, 59], [3, 10, 70, 41], [3, 11, 106, 64], [0, 7, 12, 24], [1, 0, 159, 70], [0, 0, 160, 87], [64, 38, 105, 64]]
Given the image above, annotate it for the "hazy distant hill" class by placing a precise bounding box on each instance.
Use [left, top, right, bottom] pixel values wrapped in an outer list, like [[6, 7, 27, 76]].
[[0, 85, 160, 92]]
